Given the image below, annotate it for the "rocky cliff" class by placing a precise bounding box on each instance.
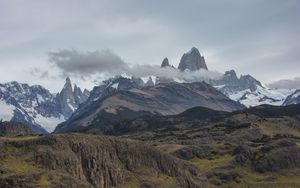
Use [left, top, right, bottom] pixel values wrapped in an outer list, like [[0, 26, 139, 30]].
[[178, 47, 208, 71], [0, 121, 35, 136], [0, 134, 206, 188]]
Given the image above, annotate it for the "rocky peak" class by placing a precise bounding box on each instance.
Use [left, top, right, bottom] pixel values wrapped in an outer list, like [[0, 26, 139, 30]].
[[223, 70, 239, 86], [57, 78, 89, 118], [83, 89, 90, 97], [145, 77, 155, 87], [225, 70, 238, 78], [240, 75, 263, 91], [161, 57, 170, 68], [58, 78, 76, 117], [178, 47, 208, 71]]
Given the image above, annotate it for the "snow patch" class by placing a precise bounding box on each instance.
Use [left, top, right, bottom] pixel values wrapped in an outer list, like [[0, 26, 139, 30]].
[[37, 94, 45, 104], [225, 86, 294, 107], [34, 114, 65, 133], [292, 91, 300, 99], [0, 100, 16, 121], [111, 82, 119, 89]]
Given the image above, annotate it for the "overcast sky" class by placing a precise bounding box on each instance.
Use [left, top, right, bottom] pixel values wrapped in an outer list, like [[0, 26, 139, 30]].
[[0, 0, 299, 92]]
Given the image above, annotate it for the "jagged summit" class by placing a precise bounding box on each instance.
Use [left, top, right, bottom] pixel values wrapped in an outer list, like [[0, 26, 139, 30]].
[[178, 47, 208, 71], [145, 77, 155, 87], [161, 57, 170, 68], [57, 78, 89, 118], [0, 78, 90, 133]]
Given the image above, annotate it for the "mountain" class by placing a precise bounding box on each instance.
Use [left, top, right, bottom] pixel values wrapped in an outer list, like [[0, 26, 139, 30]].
[[283, 89, 300, 105], [0, 78, 89, 133], [210, 70, 294, 107], [55, 77, 244, 133], [178, 47, 208, 71], [0, 134, 205, 188], [155, 47, 293, 107], [161, 57, 170, 67], [56, 77, 90, 118], [105, 104, 300, 187]]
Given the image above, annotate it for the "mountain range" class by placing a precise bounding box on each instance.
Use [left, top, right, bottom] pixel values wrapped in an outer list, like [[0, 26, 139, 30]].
[[0, 47, 298, 134], [1, 104, 300, 187], [1, 47, 300, 188], [55, 77, 244, 133], [0, 78, 89, 133], [160, 47, 295, 107]]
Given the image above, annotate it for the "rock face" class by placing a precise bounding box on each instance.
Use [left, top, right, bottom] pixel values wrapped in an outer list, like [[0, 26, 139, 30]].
[[56, 77, 89, 118], [161, 57, 170, 68], [178, 47, 208, 71], [211, 70, 263, 92], [283, 89, 300, 105], [57, 77, 76, 118], [145, 77, 155, 87], [0, 78, 89, 133], [0, 121, 35, 136], [0, 134, 205, 188], [55, 78, 244, 133]]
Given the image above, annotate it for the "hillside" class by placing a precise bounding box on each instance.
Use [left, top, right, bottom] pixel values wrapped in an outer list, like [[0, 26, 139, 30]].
[[105, 104, 300, 187], [0, 134, 205, 188]]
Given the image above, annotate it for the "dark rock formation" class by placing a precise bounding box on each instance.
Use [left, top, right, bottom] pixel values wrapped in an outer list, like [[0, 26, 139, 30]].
[[178, 47, 208, 71], [145, 77, 155, 87], [161, 57, 170, 68], [57, 77, 90, 118], [211, 70, 263, 93]]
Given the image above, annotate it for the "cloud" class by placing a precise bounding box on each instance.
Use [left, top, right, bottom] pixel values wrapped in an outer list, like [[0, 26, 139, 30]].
[[29, 68, 50, 79], [48, 49, 222, 82], [267, 77, 300, 89], [48, 49, 129, 76]]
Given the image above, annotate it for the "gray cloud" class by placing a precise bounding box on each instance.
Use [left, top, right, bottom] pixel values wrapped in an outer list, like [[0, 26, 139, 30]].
[[48, 49, 129, 76], [268, 77, 300, 89], [48, 49, 222, 82]]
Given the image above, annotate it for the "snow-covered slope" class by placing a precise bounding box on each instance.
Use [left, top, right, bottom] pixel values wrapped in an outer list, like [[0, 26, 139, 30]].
[[216, 85, 294, 107], [283, 89, 300, 105], [211, 70, 294, 107]]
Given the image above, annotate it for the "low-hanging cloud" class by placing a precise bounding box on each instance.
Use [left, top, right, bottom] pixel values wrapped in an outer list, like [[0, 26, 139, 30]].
[[48, 49, 130, 76], [268, 77, 300, 90], [48, 49, 223, 83]]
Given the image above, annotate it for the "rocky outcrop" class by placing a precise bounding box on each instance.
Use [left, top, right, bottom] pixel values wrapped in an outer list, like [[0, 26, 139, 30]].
[[57, 77, 76, 118], [178, 47, 208, 71], [145, 77, 155, 87], [0, 121, 35, 136], [161, 58, 170, 68], [0, 134, 206, 188], [283, 89, 300, 105], [211, 70, 262, 93], [57, 77, 90, 118]]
